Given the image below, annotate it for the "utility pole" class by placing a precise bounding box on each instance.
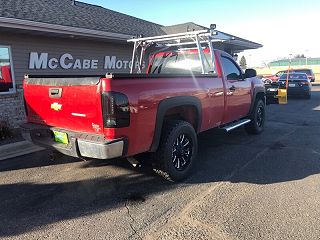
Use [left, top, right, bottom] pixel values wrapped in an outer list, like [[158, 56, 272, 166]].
[[305, 50, 309, 66]]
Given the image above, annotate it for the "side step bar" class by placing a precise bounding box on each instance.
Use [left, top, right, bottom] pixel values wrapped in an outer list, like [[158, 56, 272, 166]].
[[222, 119, 251, 132]]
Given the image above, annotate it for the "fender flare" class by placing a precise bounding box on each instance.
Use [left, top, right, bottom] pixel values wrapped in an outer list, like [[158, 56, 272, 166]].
[[149, 96, 202, 152], [249, 86, 266, 115]]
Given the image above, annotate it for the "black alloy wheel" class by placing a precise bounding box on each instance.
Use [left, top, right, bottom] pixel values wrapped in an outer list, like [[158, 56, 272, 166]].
[[172, 134, 193, 171], [153, 120, 198, 182], [256, 104, 264, 128]]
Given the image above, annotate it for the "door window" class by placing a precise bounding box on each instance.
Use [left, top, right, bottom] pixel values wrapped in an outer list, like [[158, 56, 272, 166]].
[[221, 56, 243, 80]]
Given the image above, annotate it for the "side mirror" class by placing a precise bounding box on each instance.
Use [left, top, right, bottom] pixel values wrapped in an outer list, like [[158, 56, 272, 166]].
[[245, 69, 257, 78]]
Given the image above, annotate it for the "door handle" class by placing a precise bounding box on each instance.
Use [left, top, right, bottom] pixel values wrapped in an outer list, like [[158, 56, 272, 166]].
[[213, 91, 224, 97], [229, 86, 236, 91], [49, 88, 62, 98]]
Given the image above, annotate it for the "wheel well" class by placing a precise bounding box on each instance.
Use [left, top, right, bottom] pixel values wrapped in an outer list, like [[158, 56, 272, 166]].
[[249, 91, 266, 116], [163, 105, 198, 131], [149, 96, 202, 152], [255, 92, 266, 102]]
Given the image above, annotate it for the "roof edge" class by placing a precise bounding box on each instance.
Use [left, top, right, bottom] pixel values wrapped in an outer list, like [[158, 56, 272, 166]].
[[161, 22, 262, 48], [217, 30, 262, 48], [0, 17, 133, 41]]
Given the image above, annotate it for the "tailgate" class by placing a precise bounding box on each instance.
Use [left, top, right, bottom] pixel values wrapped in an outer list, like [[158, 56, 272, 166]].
[[24, 76, 104, 134]]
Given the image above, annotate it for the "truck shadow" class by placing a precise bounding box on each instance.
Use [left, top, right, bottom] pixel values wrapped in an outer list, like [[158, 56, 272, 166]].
[[0, 171, 173, 237], [0, 149, 80, 173], [0, 90, 319, 237]]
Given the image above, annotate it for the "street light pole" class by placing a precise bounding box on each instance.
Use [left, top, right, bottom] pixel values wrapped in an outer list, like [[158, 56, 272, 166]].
[[286, 54, 292, 90], [305, 50, 309, 66], [289, 54, 292, 67]]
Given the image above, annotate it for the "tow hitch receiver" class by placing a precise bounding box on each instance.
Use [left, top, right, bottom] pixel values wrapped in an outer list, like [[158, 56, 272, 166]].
[[127, 157, 142, 168]]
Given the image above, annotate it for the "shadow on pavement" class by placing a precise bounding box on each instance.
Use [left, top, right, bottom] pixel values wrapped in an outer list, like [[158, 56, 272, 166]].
[[0, 90, 320, 237], [0, 171, 173, 237], [0, 150, 80, 173]]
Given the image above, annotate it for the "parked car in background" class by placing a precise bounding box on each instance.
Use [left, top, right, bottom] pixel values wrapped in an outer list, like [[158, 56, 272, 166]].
[[291, 68, 315, 82], [262, 68, 315, 84], [262, 70, 287, 83], [278, 73, 311, 99], [0, 65, 13, 92], [265, 81, 279, 104]]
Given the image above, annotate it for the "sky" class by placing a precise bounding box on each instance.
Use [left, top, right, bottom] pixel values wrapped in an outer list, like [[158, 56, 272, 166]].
[[82, 0, 320, 67]]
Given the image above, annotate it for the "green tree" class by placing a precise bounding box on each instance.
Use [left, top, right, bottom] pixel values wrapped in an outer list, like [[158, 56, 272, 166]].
[[239, 56, 247, 69]]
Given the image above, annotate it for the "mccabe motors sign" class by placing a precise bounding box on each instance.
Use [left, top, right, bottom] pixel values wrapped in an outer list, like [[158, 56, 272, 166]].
[[29, 52, 144, 70]]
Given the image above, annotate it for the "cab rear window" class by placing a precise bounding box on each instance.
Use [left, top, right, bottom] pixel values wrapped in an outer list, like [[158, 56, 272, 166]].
[[148, 50, 214, 74]]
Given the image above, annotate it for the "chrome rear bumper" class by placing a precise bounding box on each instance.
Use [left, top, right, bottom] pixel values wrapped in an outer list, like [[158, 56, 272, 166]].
[[77, 139, 124, 159], [20, 123, 125, 159]]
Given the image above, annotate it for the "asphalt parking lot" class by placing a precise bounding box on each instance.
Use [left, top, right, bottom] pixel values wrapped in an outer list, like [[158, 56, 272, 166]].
[[1, 86, 320, 240]]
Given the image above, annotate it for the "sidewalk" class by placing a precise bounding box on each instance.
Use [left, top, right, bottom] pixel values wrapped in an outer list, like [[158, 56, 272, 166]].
[[0, 141, 44, 161]]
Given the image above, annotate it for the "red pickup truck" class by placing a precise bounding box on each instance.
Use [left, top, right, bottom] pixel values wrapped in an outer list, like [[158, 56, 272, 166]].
[[0, 66, 13, 92], [22, 29, 267, 181]]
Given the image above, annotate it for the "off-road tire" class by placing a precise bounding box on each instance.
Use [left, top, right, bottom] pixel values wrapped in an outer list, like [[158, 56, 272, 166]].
[[245, 99, 265, 135], [152, 120, 198, 182]]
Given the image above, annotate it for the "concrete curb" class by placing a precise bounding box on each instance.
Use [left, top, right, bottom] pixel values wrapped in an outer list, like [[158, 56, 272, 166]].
[[0, 141, 44, 161]]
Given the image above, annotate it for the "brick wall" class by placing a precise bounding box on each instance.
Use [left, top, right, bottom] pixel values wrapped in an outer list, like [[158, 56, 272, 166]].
[[0, 89, 26, 128]]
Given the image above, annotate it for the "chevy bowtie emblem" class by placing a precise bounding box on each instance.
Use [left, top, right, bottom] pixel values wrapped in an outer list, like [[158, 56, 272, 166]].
[[51, 102, 62, 111]]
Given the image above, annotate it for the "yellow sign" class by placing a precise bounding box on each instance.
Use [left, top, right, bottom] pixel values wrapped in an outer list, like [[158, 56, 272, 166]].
[[277, 89, 287, 104], [51, 102, 62, 111]]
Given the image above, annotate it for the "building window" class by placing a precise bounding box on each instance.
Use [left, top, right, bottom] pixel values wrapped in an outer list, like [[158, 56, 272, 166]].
[[0, 46, 15, 94]]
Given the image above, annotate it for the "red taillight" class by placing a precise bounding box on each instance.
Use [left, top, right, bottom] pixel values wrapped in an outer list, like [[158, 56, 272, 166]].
[[101, 92, 130, 128]]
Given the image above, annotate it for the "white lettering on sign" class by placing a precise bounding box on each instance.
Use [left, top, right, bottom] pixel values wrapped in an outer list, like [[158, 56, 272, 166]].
[[60, 53, 73, 69], [104, 56, 145, 70], [104, 56, 116, 69], [123, 60, 129, 69], [29, 52, 48, 69], [28, 53, 145, 71], [91, 60, 98, 69], [83, 59, 91, 69], [48, 58, 58, 69], [73, 59, 81, 69], [116, 60, 123, 69]]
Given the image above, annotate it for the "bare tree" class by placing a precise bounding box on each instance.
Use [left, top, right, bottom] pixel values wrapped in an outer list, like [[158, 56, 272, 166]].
[[240, 56, 247, 69]]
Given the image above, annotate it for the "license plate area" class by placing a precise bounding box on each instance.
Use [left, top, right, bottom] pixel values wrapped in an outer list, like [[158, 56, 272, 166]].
[[289, 83, 296, 87], [267, 88, 278, 92], [53, 130, 69, 144]]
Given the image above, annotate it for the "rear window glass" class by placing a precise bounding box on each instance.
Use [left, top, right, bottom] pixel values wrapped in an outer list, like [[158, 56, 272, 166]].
[[293, 69, 312, 75], [279, 74, 308, 81], [149, 50, 214, 74]]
